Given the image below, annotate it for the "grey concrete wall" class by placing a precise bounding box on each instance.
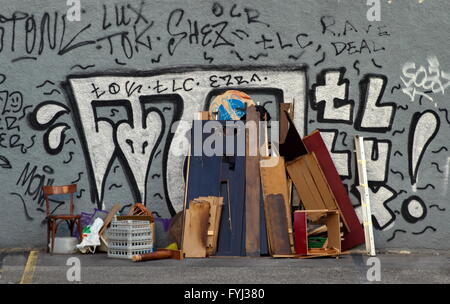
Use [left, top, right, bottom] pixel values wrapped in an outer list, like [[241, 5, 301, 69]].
[[0, 0, 448, 250]]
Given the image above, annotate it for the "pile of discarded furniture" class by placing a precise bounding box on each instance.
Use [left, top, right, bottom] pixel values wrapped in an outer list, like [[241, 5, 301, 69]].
[[43, 90, 376, 260]]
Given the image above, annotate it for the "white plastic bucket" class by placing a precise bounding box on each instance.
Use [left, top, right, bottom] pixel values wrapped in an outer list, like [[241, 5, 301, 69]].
[[49, 237, 78, 254]]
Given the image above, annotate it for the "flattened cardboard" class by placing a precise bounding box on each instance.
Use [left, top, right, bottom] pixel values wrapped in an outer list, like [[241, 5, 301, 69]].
[[193, 196, 224, 256], [182, 201, 211, 258]]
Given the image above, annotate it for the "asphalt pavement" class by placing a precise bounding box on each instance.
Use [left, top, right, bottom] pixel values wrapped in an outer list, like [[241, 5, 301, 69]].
[[0, 249, 448, 284]]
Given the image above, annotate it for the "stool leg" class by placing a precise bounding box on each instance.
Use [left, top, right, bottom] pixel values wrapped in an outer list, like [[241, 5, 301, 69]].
[[47, 221, 51, 253], [51, 221, 57, 254], [68, 220, 74, 237], [77, 219, 82, 241]]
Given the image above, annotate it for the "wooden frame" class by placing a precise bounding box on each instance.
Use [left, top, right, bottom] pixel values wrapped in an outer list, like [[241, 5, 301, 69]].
[[294, 210, 341, 257]]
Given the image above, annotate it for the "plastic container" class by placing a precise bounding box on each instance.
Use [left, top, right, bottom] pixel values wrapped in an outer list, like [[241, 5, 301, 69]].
[[106, 219, 154, 259], [50, 237, 78, 254]]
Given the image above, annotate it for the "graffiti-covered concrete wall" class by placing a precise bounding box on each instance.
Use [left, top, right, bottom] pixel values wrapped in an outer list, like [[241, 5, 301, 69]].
[[0, 0, 449, 250]]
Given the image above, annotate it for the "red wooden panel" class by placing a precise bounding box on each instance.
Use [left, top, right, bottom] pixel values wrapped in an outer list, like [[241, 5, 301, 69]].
[[303, 130, 365, 251], [294, 211, 308, 255]]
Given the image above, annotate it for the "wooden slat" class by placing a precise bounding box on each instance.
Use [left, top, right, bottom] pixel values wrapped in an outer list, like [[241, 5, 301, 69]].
[[260, 157, 295, 253], [303, 130, 365, 251], [279, 111, 308, 162], [355, 135, 376, 256], [279, 103, 292, 144], [303, 153, 350, 231], [326, 212, 341, 252], [294, 211, 308, 255], [266, 194, 292, 255], [245, 105, 261, 256], [286, 157, 323, 222], [99, 203, 121, 236]]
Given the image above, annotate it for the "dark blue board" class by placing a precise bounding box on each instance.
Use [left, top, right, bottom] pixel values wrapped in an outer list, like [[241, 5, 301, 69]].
[[186, 120, 246, 256]]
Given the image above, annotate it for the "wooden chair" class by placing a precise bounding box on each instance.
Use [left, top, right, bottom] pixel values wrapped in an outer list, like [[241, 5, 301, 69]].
[[42, 184, 82, 253]]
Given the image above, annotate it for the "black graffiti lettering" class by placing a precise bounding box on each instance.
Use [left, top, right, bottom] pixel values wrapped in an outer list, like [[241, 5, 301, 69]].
[[201, 24, 212, 47], [220, 74, 233, 86], [153, 80, 168, 93], [25, 15, 36, 54], [109, 82, 121, 94], [320, 16, 336, 35], [127, 2, 149, 25], [234, 76, 249, 85], [212, 2, 224, 17], [0, 132, 6, 148], [255, 34, 274, 49], [331, 39, 384, 56], [102, 4, 112, 30], [211, 21, 234, 48], [121, 31, 133, 58], [16, 162, 51, 203], [209, 75, 220, 88], [9, 134, 25, 153], [295, 33, 312, 48], [183, 78, 194, 91], [250, 73, 261, 82], [244, 7, 269, 27], [172, 79, 183, 92], [0, 27, 4, 52], [90, 83, 106, 99], [38, 12, 58, 55], [96, 32, 125, 55], [115, 5, 132, 26], [188, 20, 199, 44], [133, 22, 153, 52], [58, 14, 95, 56], [343, 20, 358, 35], [276, 32, 292, 49], [230, 4, 241, 17], [167, 9, 187, 56], [125, 81, 142, 97]]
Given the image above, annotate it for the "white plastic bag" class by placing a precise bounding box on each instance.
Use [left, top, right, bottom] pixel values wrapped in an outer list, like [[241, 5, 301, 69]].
[[76, 218, 104, 253]]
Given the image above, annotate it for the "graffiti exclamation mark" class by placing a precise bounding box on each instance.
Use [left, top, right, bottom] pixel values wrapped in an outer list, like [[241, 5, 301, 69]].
[[408, 110, 440, 187]]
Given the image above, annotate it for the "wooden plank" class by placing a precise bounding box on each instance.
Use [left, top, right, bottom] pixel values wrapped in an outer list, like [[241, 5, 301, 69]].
[[355, 135, 376, 256], [245, 105, 261, 256], [266, 194, 292, 255], [294, 211, 308, 255], [279, 111, 308, 162], [182, 201, 210, 258], [99, 203, 121, 236], [303, 130, 365, 251], [198, 111, 210, 120], [298, 157, 327, 210], [326, 212, 341, 252], [260, 157, 295, 253], [303, 153, 350, 231], [286, 157, 324, 222], [294, 210, 341, 257], [279, 103, 292, 144], [186, 120, 246, 256]]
